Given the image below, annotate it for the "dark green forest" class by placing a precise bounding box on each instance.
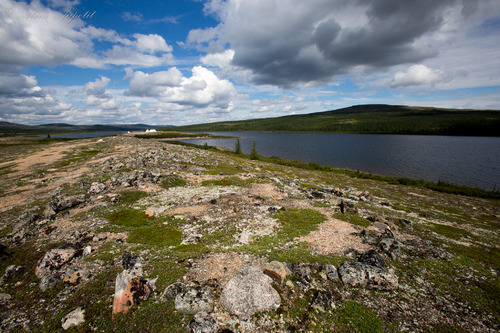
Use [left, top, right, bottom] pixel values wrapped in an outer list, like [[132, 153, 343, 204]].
[[164, 104, 500, 136]]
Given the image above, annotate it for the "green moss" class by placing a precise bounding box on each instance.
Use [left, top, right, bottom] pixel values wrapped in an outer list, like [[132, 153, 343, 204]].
[[127, 224, 182, 246], [275, 208, 327, 239], [203, 164, 242, 175], [201, 176, 248, 187], [332, 300, 384, 333], [313, 201, 331, 208], [425, 223, 472, 240], [119, 190, 149, 204], [107, 209, 151, 227], [333, 212, 371, 228], [160, 175, 187, 189]]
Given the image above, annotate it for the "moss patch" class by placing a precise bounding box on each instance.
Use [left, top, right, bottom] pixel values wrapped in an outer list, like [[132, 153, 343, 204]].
[[333, 212, 371, 228], [127, 224, 182, 246], [201, 176, 248, 187], [119, 190, 149, 204], [160, 175, 187, 189], [107, 209, 151, 227]]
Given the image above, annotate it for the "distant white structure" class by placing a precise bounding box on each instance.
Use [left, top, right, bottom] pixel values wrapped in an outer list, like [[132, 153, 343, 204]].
[[145, 129, 157, 133]]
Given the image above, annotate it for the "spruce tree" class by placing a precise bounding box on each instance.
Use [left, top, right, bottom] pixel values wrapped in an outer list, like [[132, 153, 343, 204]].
[[250, 140, 259, 160], [234, 138, 242, 154]]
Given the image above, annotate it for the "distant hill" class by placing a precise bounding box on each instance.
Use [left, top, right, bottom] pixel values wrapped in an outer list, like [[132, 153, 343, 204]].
[[162, 104, 500, 136], [0, 122, 173, 135]]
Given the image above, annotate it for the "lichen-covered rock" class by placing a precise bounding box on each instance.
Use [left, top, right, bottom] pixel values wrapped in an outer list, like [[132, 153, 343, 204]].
[[188, 312, 218, 333], [323, 264, 339, 281], [338, 261, 398, 290], [162, 282, 187, 301], [112, 273, 152, 315], [220, 265, 281, 318], [35, 245, 80, 280], [175, 286, 213, 314], [50, 194, 85, 212], [358, 250, 386, 269], [61, 307, 85, 330], [310, 290, 333, 312], [378, 238, 401, 259], [89, 182, 106, 194]]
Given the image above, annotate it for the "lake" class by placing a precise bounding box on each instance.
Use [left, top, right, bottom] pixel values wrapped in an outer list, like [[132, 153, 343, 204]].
[[180, 132, 500, 191]]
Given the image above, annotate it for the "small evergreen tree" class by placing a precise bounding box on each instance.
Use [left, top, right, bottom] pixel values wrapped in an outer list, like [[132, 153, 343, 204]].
[[250, 140, 259, 160], [234, 138, 242, 154]]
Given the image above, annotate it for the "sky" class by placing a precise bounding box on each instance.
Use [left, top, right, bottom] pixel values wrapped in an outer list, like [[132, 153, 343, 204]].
[[1, 0, 499, 125]]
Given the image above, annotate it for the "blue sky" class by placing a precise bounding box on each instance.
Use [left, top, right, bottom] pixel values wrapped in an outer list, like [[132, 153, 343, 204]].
[[1, 0, 499, 125]]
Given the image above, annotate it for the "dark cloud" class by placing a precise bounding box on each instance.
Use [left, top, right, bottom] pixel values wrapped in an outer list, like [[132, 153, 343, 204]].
[[195, 0, 463, 87]]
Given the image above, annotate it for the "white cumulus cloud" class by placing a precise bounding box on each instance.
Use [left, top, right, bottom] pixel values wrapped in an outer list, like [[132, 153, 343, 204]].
[[391, 64, 442, 88], [126, 66, 236, 111]]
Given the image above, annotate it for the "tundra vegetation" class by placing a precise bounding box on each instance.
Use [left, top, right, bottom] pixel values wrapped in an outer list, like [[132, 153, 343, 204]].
[[0, 133, 497, 332]]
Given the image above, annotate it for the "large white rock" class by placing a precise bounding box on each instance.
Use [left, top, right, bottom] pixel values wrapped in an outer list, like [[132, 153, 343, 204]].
[[220, 265, 281, 318], [61, 307, 85, 330]]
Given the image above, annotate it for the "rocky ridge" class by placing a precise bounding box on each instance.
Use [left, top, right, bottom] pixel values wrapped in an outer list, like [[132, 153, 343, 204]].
[[0, 135, 498, 332]]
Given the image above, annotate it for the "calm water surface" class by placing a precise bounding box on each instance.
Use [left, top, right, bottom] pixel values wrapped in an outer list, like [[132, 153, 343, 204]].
[[181, 132, 500, 191]]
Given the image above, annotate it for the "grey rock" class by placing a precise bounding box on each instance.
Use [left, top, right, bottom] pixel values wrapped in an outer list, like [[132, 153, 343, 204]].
[[338, 261, 398, 290], [188, 312, 218, 333], [39, 274, 61, 291], [311, 290, 333, 312], [220, 265, 281, 318], [50, 194, 85, 212], [358, 250, 386, 269], [324, 265, 339, 281], [175, 286, 213, 314], [378, 238, 401, 259], [61, 307, 85, 330], [287, 262, 313, 281], [36, 244, 81, 280], [122, 252, 141, 272], [89, 182, 106, 194], [162, 282, 186, 301]]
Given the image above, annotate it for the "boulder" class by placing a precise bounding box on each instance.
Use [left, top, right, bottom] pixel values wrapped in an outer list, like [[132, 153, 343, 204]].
[[50, 194, 85, 212], [263, 261, 291, 284], [358, 250, 386, 269], [36, 245, 80, 280], [323, 265, 339, 281], [361, 225, 394, 245], [188, 312, 218, 333], [162, 282, 186, 301], [338, 261, 398, 290], [112, 273, 152, 315], [89, 182, 106, 194], [175, 286, 214, 314], [378, 238, 401, 259], [61, 307, 85, 330], [220, 265, 281, 318]]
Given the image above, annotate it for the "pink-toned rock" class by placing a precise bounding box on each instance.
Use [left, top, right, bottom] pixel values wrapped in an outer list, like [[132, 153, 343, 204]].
[[263, 261, 291, 284], [63, 271, 82, 285], [145, 207, 155, 217], [112, 272, 151, 315]]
